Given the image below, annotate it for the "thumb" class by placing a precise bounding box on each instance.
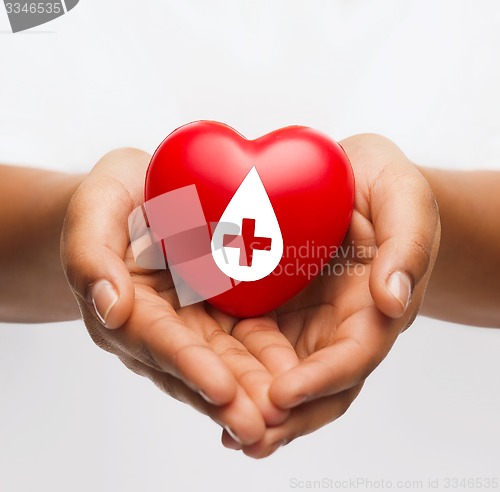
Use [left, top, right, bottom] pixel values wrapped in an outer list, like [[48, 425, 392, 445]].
[[368, 166, 441, 319], [61, 148, 150, 329]]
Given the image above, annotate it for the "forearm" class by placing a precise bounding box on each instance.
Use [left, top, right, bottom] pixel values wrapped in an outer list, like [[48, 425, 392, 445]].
[[0, 165, 83, 322], [419, 167, 500, 327]]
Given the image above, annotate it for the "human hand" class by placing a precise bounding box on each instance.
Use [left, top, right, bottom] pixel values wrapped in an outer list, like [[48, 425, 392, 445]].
[[60, 134, 440, 457], [60, 148, 291, 445], [221, 134, 441, 457]]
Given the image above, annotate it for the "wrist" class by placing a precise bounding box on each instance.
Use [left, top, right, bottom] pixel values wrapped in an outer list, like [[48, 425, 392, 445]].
[[416, 166, 500, 326], [39, 172, 85, 262], [0, 167, 85, 322]]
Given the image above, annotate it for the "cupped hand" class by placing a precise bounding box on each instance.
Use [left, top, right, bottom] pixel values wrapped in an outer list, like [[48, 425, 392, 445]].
[[61, 148, 290, 445], [221, 134, 441, 457], [60, 134, 440, 458]]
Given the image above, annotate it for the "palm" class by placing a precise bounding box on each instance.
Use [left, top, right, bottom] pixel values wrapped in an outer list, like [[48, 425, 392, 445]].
[[275, 207, 382, 358], [119, 222, 388, 453], [105, 244, 290, 438], [72, 158, 290, 443], [220, 195, 392, 456], [233, 194, 399, 404], [223, 135, 440, 456], [125, 246, 237, 337], [69, 141, 438, 457]]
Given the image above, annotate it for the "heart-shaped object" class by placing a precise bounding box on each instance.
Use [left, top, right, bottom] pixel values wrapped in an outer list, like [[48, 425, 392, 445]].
[[144, 121, 354, 318]]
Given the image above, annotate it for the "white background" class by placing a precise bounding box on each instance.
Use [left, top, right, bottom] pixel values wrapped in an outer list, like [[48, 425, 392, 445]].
[[0, 1, 499, 491]]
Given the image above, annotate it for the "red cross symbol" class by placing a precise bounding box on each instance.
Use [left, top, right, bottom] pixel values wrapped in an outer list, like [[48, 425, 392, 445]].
[[223, 218, 272, 267]]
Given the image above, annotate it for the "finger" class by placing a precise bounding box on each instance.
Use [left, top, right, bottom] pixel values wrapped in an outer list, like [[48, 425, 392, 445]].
[[61, 148, 150, 329], [221, 429, 242, 450], [231, 317, 300, 375], [269, 307, 398, 408], [368, 163, 440, 318], [130, 361, 266, 446], [240, 385, 363, 459], [340, 134, 440, 319], [212, 386, 267, 445], [193, 315, 290, 427], [110, 285, 238, 406]]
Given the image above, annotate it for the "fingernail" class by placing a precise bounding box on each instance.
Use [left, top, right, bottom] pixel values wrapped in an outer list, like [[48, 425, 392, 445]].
[[199, 390, 218, 405], [387, 271, 412, 314], [224, 426, 243, 445], [90, 280, 119, 328]]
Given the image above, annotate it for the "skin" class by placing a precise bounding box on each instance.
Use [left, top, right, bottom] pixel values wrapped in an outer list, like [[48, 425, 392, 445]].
[[419, 168, 500, 327], [62, 135, 439, 457], [222, 134, 442, 457], [0, 165, 81, 322], [60, 149, 286, 444], [0, 133, 496, 458]]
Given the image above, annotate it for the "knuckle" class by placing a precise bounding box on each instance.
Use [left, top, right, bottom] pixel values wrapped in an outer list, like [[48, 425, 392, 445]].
[[97, 148, 151, 171], [416, 173, 439, 212], [238, 368, 269, 387], [61, 249, 94, 299], [62, 248, 89, 276], [256, 342, 297, 361], [407, 234, 432, 274], [343, 337, 381, 380], [205, 328, 228, 345], [308, 357, 339, 384], [218, 344, 249, 360], [232, 318, 275, 341], [108, 147, 149, 159]]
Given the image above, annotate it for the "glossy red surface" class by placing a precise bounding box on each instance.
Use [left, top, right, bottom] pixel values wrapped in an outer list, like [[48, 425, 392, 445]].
[[145, 121, 354, 317]]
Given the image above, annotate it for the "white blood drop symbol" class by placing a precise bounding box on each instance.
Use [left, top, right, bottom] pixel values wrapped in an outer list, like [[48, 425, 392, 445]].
[[211, 166, 284, 282]]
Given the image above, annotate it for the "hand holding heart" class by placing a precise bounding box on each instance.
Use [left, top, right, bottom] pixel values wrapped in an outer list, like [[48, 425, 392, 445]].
[[221, 133, 441, 456], [61, 133, 440, 458]]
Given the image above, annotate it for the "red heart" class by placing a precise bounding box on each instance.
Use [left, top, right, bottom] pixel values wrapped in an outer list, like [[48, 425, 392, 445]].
[[144, 121, 354, 318]]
